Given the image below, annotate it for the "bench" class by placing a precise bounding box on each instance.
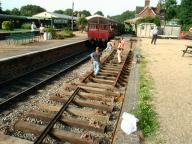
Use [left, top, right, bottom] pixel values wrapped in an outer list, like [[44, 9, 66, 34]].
[[182, 45, 192, 56], [6, 32, 36, 44]]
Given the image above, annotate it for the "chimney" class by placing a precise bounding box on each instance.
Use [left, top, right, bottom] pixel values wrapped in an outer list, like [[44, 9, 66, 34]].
[[145, 0, 150, 7]]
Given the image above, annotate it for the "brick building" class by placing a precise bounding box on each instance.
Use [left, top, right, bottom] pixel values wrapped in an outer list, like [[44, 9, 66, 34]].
[[136, 0, 164, 20]]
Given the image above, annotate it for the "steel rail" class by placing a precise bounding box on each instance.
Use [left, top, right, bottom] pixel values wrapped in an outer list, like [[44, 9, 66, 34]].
[[0, 53, 90, 109], [34, 87, 81, 144]]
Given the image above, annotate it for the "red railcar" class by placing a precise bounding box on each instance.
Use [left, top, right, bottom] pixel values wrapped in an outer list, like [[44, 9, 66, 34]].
[[87, 15, 124, 40]]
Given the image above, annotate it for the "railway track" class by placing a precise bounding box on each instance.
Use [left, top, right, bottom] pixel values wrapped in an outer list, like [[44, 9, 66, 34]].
[[1, 39, 136, 144], [0, 51, 91, 109]]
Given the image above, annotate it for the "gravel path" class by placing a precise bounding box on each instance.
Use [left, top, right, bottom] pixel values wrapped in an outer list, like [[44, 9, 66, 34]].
[[140, 38, 192, 144]]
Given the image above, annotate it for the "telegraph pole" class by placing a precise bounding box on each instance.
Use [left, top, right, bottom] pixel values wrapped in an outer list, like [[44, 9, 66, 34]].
[[71, 1, 74, 31]]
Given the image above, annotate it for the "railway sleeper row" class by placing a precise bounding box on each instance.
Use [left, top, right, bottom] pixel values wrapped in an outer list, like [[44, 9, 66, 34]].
[[6, 40, 135, 144]]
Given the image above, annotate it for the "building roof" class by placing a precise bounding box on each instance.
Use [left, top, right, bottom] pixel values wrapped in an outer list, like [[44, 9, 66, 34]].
[[33, 11, 77, 20], [136, 6, 144, 14]]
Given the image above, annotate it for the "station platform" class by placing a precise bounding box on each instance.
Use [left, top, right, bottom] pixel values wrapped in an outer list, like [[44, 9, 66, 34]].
[[0, 33, 87, 60], [114, 48, 140, 144]]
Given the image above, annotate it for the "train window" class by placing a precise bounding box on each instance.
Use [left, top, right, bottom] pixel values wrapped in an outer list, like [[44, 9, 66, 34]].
[[151, 26, 154, 30], [141, 25, 145, 30]]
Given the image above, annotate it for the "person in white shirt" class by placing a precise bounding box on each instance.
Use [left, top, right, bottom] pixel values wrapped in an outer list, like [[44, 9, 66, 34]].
[[151, 26, 158, 45], [31, 22, 37, 32]]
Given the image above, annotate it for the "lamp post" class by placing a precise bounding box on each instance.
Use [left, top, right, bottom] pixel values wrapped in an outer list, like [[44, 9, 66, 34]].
[[71, 1, 74, 31]]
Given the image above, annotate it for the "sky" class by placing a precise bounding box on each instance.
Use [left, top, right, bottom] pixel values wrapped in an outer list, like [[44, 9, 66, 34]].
[[1, 0, 181, 16]]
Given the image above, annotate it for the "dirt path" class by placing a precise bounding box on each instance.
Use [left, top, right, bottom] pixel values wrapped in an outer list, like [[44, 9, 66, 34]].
[[140, 38, 192, 144]]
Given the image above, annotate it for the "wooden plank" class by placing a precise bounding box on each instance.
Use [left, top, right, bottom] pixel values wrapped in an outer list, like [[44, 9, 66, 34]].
[[60, 91, 114, 103], [90, 78, 114, 85], [100, 69, 119, 74], [0, 134, 33, 144], [14, 120, 97, 144], [50, 96, 113, 112], [38, 104, 109, 123], [94, 75, 116, 80], [65, 84, 120, 96], [27, 110, 106, 133]]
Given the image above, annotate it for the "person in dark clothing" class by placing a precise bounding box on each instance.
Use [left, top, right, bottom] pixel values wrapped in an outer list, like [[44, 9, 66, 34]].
[[151, 26, 158, 45], [90, 47, 102, 76]]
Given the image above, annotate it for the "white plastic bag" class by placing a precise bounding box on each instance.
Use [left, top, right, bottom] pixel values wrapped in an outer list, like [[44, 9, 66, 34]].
[[120, 112, 139, 135]]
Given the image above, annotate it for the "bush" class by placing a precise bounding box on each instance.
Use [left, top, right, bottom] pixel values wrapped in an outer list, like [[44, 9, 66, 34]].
[[136, 16, 161, 26], [55, 28, 75, 39], [21, 23, 31, 29], [2, 21, 14, 30], [181, 24, 192, 31], [44, 28, 56, 38]]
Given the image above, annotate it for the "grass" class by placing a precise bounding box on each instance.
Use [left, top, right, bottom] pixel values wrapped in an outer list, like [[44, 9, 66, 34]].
[[134, 55, 159, 137]]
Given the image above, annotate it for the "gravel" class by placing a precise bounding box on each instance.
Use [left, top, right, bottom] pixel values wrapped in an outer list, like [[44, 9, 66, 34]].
[[0, 48, 116, 142]]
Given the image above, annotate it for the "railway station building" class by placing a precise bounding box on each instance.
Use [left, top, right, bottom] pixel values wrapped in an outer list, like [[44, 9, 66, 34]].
[[33, 11, 78, 29]]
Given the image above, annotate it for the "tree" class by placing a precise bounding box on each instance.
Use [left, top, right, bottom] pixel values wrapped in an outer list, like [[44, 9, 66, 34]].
[[76, 17, 88, 32], [164, 0, 177, 21], [11, 8, 20, 15], [179, 0, 192, 26], [20, 5, 45, 16], [54, 10, 64, 14], [63, 8, 73, 16], [4, 9, 11, 15], [81, 10, 91, 17], [111, 10, 135, 23], [94, 11, 104, 16], [0, 1, 2, 14]]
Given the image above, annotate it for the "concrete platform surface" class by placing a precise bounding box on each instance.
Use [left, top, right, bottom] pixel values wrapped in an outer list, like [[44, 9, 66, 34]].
[[0, 35, 87, 60]]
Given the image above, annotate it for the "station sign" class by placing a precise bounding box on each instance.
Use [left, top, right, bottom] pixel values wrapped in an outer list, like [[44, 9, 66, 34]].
[[54, 19, 68, 24]]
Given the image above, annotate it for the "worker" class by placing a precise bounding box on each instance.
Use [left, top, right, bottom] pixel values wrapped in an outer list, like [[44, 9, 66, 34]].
[[117, 40, 123, 63], [90, 47, 102, 76], [106, 41, 113, 50], [120, 37, 125, 49]]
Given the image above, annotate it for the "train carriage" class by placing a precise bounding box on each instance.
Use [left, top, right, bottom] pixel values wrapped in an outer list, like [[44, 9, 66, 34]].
[[87, 15, 124, 40]]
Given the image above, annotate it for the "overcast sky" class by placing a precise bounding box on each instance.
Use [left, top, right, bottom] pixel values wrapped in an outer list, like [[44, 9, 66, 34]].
[[1, 0, 181, 16]]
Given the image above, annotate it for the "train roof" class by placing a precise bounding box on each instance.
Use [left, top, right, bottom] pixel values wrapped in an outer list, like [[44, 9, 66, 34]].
[[86, 15, 121, 24]]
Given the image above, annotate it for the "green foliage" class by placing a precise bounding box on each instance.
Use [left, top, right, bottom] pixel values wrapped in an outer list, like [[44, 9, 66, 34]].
[[181, 24, 192, 31], [54, 10, 65, 14], [55, 28, 74, 39], [2, 21, 14, 30], [179, 0, 192, 26], [94, 11, 104, 16], [20, 4, 45, 16], [76, 17, 88, 32], [0, 1, 2, 13], [21, 23, 31, 29], [80, 10, 91, 17], [111, 10, 135, 23], [136, 16, 161, 26], [164, 0, 178, 21], [63, 8, 73, 16], [11, 8, 20, 15], [134, 56, 159, 137]]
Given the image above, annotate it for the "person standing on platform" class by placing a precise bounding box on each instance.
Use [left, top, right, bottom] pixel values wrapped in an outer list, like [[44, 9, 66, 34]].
[[31, 22, 37, 32], [91, 47, 102, 77], [151, 26, 158, 45], [39, 23, 45, 39]]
